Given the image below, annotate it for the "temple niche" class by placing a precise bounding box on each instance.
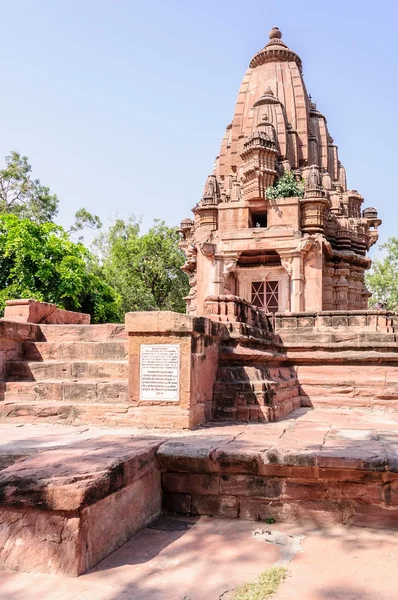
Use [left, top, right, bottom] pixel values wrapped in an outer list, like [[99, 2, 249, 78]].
[[179, 27, 381, 315]]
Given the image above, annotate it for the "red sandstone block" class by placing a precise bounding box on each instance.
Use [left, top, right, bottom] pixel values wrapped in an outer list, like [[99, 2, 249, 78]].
[[350, 503, 398, 528], [317, 439, 387, 471], [318, 467, 385, 483], [24, 341, 128, 361], [70, 360, 128, 380], [163, 492, 192, 514], [4, 299, 90, 325], [81, 469, 161, 572], [162, 472, 220, 495], [384, 483, 398, 506], [38, 324, 126, 343], [63, 382, 97, 402], [213, 443, 262, 475], [191, 494, 238, 518], [220, 474, 282, 498], [237, 407, 250, 421], [284, 479, 382, 504], [97, 382, 128, 403], [293, 500, 346, 526], [4, 402, 73, 424], [156, 437, 235, 473], [0, 507, 82, 575], [5, 360, 72, 381], [5, 381, 63, 402], [239, 497, 294, 522], [259, 464, 318, 478]]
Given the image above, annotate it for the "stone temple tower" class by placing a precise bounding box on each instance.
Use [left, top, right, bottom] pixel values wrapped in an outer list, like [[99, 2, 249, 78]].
[[179, 27, 381, 315]]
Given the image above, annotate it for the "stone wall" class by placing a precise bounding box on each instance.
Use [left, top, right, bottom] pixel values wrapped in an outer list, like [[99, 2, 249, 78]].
[[4, 299, 90, 325], [273, 310, 398, 410], [0, 320, 40, 400], [125, 311, 227, 429], [273, 310, 396, 333], [204, 294, 274, 331]]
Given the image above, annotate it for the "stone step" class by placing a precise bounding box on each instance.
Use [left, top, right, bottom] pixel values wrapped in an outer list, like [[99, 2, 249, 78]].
[[1, 400, 188, 428], [23, 341, 128, 361], [216, 365, 297, 381], [1, 401, 132, 426], [5, 360, 128, 381], [300, 395, 398, 410], [38, 324, 127, 342], [4, 380, 128, 403], [212, 395, 302, 422], [213, 379, 298, 393]]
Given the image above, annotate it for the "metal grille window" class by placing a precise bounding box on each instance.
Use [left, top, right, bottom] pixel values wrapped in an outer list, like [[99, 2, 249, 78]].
[[265, 281, 279, 313], [251, 281, 279, 312], [251, 281, 265, 308]]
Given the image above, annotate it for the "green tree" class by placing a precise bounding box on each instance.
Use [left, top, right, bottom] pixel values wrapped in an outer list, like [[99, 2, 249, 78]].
[[266, 171, 304, 200], [366, 238, 398, 310], [94, 218, 189, 314], [0, 214, 121, 322], [0, 151, 59, 222], [69, 208, 102, 236], [0, 152, 102, 236]]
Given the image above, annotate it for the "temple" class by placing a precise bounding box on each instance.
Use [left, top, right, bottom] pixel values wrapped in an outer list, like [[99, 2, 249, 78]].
[[179, 27, 381, 315]]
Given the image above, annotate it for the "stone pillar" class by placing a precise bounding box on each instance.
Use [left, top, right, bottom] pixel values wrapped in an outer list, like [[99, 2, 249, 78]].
[[322, 264, 334, 310], [212, 257, 225, 295], [291, 252, 303, 312], [347, 266, 356, 310], [125, 312, 225, 429], [336, 263, 350, 310]]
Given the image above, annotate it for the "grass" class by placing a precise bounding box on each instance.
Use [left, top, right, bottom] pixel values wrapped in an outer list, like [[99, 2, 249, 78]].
[[231, 566, 287, 600]]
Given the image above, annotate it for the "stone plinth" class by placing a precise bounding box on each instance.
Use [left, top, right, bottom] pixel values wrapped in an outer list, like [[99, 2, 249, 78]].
[[158, 412, 398, 529], [0, 436, 163, 576], [4, 299, 90, 325], [125, 312, 227, 429]]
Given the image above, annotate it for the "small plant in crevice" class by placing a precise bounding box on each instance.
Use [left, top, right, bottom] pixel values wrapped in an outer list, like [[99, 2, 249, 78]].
[[266, 171, 304, 200]]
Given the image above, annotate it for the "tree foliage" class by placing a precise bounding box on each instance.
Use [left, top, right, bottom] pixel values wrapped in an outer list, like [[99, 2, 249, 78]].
[[0, 214, 121, 322], [0, 151, 59, 223], [0, 152, 102, 237], [94, 218, 189, 315], [366, 238, 398, 310], [70, 208, 102, 235], [266, 171, 304, 200]]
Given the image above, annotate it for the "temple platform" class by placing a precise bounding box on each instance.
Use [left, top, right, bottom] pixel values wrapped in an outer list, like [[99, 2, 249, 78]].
[[1, 406, 398, 577]]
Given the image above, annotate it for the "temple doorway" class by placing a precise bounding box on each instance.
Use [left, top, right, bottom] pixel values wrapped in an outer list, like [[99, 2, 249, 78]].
[[251, 280, 279, 313]]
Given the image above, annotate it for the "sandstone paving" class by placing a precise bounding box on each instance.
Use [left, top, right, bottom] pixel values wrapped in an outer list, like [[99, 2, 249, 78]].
[[1, 408, 398, 579], [0, 517, 397, 599]]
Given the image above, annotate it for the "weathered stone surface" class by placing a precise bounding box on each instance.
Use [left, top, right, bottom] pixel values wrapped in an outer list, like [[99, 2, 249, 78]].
[[156, 435, 232, 473], [191, 494, 239, 518], [4, 299, 90, 325], [0, 432, 164, 576], [163, 491, 192, 514], [162, 472, 220, 496], [0, 507, 82, 575], [0, 436, 164, 511], [81, 469, 161, 572]]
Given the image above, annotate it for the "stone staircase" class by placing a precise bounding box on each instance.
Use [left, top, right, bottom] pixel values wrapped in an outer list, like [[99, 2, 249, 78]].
[[212, 364, 301, 422], [2, 324, 129, 426]]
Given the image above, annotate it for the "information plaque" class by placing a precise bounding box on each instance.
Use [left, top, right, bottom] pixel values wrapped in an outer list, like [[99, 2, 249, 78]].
[[139, 344, 180, 401]]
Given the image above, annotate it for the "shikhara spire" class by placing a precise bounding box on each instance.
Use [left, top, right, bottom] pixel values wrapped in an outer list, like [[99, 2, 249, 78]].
[[179, 27, 381, 316]]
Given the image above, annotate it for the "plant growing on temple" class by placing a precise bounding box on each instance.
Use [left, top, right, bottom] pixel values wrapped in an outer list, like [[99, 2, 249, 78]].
[[266, 171, 304, 200], [0, 214, 121, 322], [93, 217, 189, 314], [366, 237, 398, 310]]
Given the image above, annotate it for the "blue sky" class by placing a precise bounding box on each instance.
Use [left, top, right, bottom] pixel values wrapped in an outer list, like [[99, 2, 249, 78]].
[[0, 0, 396, 256]]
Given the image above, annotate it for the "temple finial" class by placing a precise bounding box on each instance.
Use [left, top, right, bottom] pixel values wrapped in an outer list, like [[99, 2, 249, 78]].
[[269, 26, 282, 40]]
